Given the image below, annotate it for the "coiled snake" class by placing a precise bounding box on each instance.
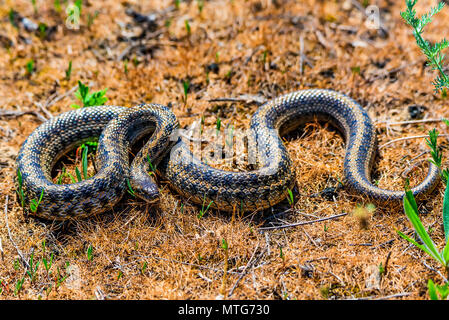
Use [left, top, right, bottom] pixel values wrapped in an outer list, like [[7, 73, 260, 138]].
[[16, 89, 440, 220]]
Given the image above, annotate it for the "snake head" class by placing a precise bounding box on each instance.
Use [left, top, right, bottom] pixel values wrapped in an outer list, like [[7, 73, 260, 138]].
[[129, 171, 160, 204]]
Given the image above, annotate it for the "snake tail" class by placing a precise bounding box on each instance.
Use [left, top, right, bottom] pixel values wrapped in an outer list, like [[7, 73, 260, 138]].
[[158, 89, 440, 212]]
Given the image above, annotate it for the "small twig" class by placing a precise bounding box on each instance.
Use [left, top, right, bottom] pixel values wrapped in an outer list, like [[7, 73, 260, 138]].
[[259, 212, 348, 231], [45, 85, 78, 109], [208, 94, 267, 106], [305, 257, 330, 263], [178, 131, 211, 143], [279, 275, 289, 299], [367, 59, 425, 83], [401, 159, 427, 178], [117, 31, 165, 61], [244, 45, 265, 65], [32, 85, 78, 121], [302, 229, 319, 247], [33, 102, 53, 120], [409, 151, 428, 163], [299, 34, 305, 75], [351, 292, 411, 300], [264, 206, 327, 222], [327, 271, 345, 286], [264, 232, 271, 255], [264, 208, 294, 222], [145, 255, 241, 275], [208, 97, 247, 103], [0, 109, 47, 122], [0, 237, 3, 262], [421, 260, 448, 283], [3, 195, 30, 269], [379, 134, 449, 149], [197, 272, 213, 283], [383, 251, 392, 276], [228, 244, 266, 297], [315, 30, 334, 50], [376, 118, 444, 126], [372, 238, 395, 250], [117, 42, 140, 62]]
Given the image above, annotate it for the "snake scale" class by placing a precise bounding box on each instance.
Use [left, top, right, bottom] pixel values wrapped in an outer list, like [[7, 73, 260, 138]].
[[16, 89, 440, 220]]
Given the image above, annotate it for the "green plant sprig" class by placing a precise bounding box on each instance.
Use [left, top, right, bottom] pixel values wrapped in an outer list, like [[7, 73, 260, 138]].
[[54, 0, 62, 13], [397, 183, 449, 277], [182, 79, 190, 106], [425, 127, 449, 239], [198, 194, 213, 219], [31, 0, 37, 14], [71, 81, 108, 109], [197, 0, 204, 13], [65, 61, 72, 81], [426, 128, 449, 184], [29, 189, 44, 213], [287, 188, 294, 207], [401, 1, 449, 92], [81, 145, 88, 180], [26, 251, 40, 283], [86, 244, 93, 261], [184, 20, 191, 36], [428, 279, 449, 299], [75, 0, 82, 14], [15, 277, 25, 296], [26, 59, 35, 76], [16, 169, 25, 207], [146, 154, 156, 175], [126, 178, 135, 197]]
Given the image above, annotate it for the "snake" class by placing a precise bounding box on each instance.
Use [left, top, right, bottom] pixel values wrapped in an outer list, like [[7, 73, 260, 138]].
[[15, 89, 440, 220]]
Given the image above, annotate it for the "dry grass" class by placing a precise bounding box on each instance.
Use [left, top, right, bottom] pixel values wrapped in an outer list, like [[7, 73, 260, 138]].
[[1, 0, 449, 300]]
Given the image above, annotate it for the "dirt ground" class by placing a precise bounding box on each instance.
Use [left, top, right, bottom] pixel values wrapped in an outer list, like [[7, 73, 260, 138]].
[[1, 0, 449, 300]]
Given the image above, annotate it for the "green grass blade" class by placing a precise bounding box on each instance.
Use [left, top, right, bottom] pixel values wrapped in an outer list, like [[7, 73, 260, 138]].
[[443, 183, 449, 241], [442, 239, 449, 264], [37, 189, 44, 204], [56, 173, 63, 184], [403, 196, 443, 263], [16, 168, 24, 207], [66, 172, 76, 183], [75, 167, 82, 182], [82, 146, 88, 180], [438, 282, 449, 299], [397, 230, 442, 263], [17, 168, 22, 185], [126, 178, 135, 197], [404, 184, 419, 215], [30, 200, 37, 213], [428, 279, 439, 300]]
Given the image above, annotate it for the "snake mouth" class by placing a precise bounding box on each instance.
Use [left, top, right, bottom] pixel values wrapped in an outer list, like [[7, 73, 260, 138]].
[[132, 188, 161, 204], [134, 193, 160, 204]]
